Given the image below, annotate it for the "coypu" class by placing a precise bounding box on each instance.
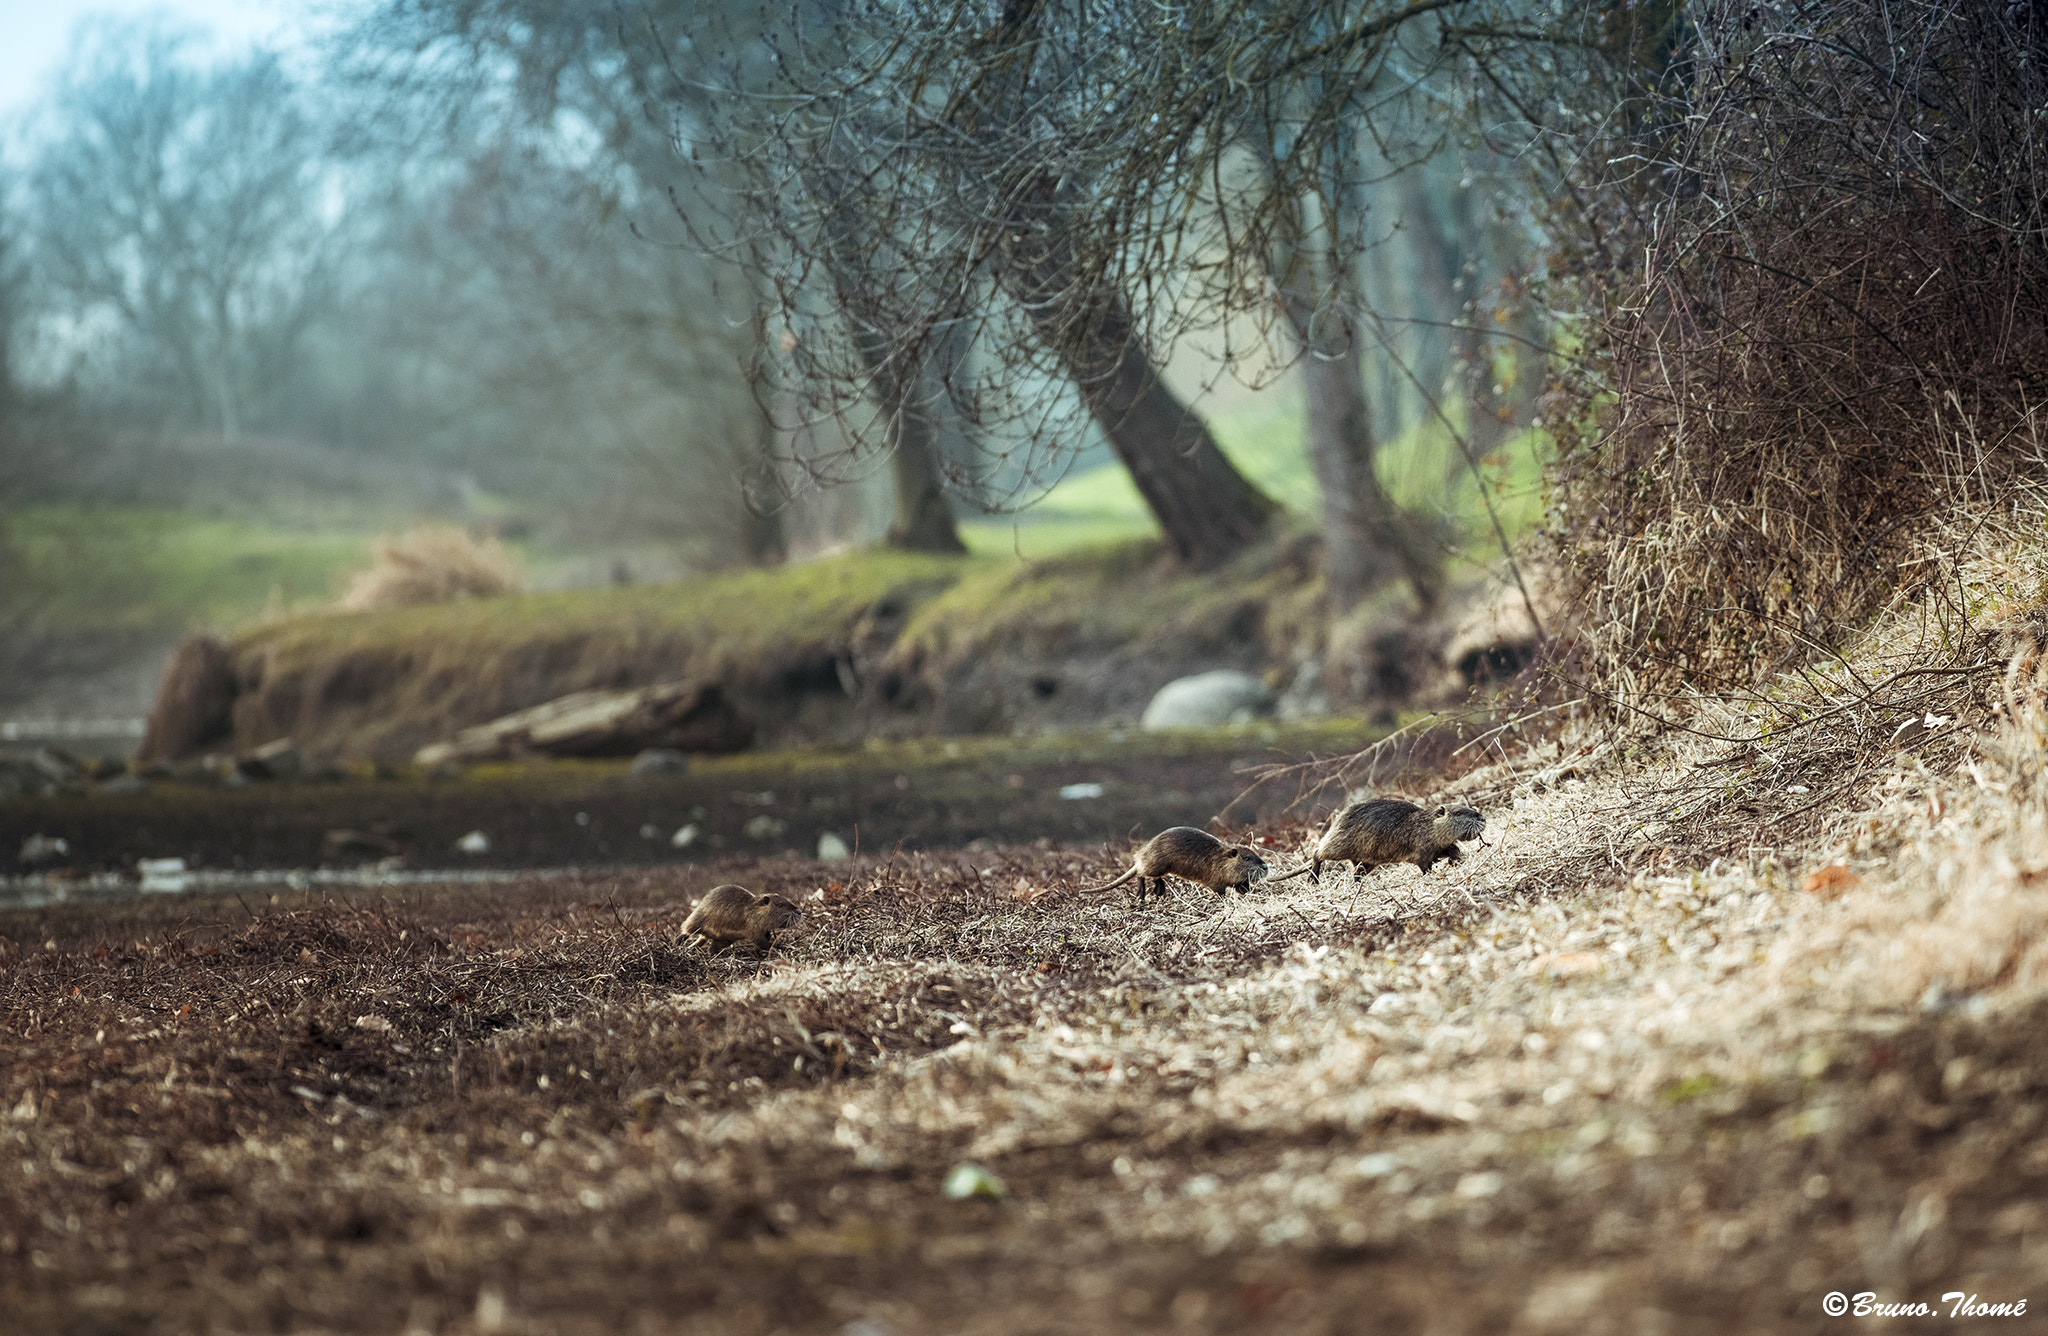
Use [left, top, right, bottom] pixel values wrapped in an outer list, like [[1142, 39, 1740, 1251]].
[[1082, 826, 1270, 901], [1269, 800, 1486, 884], [678, 884, 804, 952]]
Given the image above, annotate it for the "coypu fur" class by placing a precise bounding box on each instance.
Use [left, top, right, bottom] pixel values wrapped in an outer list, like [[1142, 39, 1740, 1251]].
[[1271, 800, 1486, 884], [678, 884, 804, 951], [1083, 826, 1269, 901]]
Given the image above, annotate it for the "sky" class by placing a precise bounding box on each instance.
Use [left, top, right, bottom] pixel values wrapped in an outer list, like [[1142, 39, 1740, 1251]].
[[0, 1, 331, 118]]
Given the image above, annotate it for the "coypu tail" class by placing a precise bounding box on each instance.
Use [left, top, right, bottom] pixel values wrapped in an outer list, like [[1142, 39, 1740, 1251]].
[[1080, 864, 1143, 894]]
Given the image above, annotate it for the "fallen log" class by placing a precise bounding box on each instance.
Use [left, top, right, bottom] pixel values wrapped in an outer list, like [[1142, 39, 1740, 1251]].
[[413, 681, 753, 766]]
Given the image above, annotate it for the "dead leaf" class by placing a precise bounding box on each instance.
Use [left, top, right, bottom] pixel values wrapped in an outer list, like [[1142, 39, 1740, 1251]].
[[1529, 951, 1603, 978], [1800, 864, 1862, 899]]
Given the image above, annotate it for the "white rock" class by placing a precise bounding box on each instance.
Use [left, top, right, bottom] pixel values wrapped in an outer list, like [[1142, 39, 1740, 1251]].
[[670, 824, 699, 849], [629, 748, 688, 775], [817, 832, 851, 860], [1058, 782, 1104, 800], [455, 830, 491, 855], [138, 857, 191, 894], [19, 834, 69, 864], [1140, 670, 1274, 730], [1455, 1171, 1504, 1198]]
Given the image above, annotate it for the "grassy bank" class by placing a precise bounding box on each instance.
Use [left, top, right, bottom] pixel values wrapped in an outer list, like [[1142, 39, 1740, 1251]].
[[3, 506, 369, 632]]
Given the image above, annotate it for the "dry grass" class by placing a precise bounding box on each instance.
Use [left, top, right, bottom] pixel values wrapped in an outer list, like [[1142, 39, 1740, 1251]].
[[337, 525, 523, 613], [8, 504, 2048, 1332], [1551, 0, 2048, 705]]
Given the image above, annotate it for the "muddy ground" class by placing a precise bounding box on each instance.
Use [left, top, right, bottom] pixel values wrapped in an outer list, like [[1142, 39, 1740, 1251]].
[[0, 724, 1389, 883], [4, 713, 2047, 1335]]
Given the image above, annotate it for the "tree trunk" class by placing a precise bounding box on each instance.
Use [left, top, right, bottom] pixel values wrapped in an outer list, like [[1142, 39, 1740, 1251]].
[[884, 396, 968, 553], [1400, 178, 1514, 486], [1002, 227, 1277, 568], [928, 317, 991, 510], [737, 413, 788, 566], [1069, 311, 1276, 569], [960, 6, 1277, 569], [821, 186, 968, 555], [1292, 298, 1444, 616], [1270, 168, 1442, 614]]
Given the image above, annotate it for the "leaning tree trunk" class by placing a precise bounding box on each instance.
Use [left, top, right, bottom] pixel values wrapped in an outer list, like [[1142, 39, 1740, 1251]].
[[1002, 218, 1277, 569], [961, 6, 1277, 569], [1071, 309, 1276, 569]]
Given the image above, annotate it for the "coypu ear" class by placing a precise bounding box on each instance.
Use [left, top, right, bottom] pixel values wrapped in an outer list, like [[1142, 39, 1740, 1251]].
[[1434, 804, 1447, 817]]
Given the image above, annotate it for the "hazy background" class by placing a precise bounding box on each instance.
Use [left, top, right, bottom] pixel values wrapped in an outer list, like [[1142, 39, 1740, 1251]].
[[0, 1, 1550, 738]]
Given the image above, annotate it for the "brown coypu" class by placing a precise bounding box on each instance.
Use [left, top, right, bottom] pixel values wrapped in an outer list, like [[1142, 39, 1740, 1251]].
[[1269, 800, 1486, 884], [1082, 826, 1269, 901], [678, 884, 804, 952]]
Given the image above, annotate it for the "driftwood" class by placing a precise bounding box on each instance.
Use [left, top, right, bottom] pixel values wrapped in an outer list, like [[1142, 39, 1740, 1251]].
[[138, 634, 238, 762], [413, 681, 752, 766]]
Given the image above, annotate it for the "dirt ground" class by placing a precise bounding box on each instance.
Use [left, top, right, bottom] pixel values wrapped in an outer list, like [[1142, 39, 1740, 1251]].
[[5, 701, 2047, 1334], [0, 723, 1390, 882]]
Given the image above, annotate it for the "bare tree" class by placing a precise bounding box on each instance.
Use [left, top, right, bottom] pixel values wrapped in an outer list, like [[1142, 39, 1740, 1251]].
[[710, 0, 1302, 567], [698, 0, 1612, 584], [350, 0, 973, 558], [22, 21, 341, 439]]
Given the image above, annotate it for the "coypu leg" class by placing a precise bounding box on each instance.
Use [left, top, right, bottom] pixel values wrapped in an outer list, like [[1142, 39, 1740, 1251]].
[[1308, 857, 1322, 884]]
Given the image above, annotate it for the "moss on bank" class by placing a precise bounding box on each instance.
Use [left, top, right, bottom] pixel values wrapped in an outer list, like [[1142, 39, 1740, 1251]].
[[219, 535, 1329, 763]]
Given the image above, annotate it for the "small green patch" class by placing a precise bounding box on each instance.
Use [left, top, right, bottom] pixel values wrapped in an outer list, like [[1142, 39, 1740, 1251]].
[[1659, 1073, 1723, 1104]]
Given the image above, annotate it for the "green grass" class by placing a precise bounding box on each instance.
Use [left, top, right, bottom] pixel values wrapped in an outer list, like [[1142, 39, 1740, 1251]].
[[2, 381, 1556, 640], [957, 384, 1552, 561], [240, 547, 982, 667], [3, 506, 372, 632]]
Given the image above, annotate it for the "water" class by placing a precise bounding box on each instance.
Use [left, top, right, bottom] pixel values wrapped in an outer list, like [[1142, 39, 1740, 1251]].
[[0, 864, 530, 911]]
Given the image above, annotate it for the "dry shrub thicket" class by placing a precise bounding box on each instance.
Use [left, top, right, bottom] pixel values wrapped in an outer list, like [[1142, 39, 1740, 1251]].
[[336, 524, 522, 613], [1554, 0, 2048, 705]]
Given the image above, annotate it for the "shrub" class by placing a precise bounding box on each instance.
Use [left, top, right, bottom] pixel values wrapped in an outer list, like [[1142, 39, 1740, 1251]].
[[336, 525, 522, 612], [1552, 0, 2048, 707]]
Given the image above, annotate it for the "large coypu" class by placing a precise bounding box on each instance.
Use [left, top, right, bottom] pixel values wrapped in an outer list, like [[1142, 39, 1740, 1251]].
[[1082, 826, 1269, 901], [678, 884, 804, 951], [1270, 800, 1486, 884]]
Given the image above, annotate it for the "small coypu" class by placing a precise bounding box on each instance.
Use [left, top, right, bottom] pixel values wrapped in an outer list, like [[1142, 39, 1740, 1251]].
[[678, 884, 804, 952], [1083, 826, 1269, 901], [1270, 800, 1486, 884]]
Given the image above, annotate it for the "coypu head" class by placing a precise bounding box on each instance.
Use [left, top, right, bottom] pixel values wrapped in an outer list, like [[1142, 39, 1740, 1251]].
[[1221, 845, 1270, 883], [755, 893, 805, 932], [1433, 804, 1486, 843]]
